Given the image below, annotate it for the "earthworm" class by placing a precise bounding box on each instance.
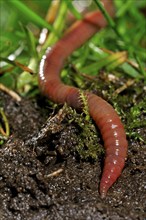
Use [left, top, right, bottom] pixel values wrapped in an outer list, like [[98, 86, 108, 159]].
[[39, 0, 128, 198]]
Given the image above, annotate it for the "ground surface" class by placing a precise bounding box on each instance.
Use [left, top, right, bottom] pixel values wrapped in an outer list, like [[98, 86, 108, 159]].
[[0, 82, 146, 220]]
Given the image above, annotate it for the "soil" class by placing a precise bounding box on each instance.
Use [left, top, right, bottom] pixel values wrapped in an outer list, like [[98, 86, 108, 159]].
[[0, 81, 146, 220]]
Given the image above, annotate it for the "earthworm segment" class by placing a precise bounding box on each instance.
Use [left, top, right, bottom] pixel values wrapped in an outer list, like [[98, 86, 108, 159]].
[[38, 0, 128, 198]]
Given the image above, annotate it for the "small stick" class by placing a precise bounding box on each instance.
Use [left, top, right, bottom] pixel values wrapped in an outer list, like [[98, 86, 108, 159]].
[[45, 168, 64, 178], [0, 108, 10, 137], [113, 79, 135, 95], [0, 83, 21, 102]]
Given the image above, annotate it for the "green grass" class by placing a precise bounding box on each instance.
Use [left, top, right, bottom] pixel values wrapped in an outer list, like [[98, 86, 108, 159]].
[[0, 0, 145, 96]]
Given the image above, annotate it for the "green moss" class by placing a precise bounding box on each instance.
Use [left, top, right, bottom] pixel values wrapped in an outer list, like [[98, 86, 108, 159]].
[[63, 102, 103, 161], [126, 97, 146, 142]]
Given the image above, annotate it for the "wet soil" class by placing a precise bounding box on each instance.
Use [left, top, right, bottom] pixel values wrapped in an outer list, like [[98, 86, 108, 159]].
[[0, 83, 146, 220]]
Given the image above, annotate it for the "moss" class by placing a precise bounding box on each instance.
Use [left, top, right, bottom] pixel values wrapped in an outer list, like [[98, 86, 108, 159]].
[[63, 102, 103, 161], [126, 97, 146, 142]]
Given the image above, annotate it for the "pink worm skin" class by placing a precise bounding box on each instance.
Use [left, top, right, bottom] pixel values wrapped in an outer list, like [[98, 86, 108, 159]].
[[39, 0, 128, 198]]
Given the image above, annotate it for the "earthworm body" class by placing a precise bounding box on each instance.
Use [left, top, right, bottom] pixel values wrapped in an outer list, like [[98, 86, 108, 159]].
[[39, 0, 128, 198]]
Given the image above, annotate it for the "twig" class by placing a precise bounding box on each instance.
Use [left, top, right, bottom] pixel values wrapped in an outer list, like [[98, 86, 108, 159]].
[[0, 108, 10, 137], [113, 79, 135, 95], [0, 83, 21, 102], [44, 168, 64, 178]]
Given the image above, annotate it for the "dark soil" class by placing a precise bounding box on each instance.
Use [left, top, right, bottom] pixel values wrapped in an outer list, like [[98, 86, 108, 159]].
[[0, 81, 146, 220]]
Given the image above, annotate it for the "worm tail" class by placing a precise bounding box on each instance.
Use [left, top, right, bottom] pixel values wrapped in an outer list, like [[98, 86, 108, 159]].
[[87, 93, 128, 198]]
